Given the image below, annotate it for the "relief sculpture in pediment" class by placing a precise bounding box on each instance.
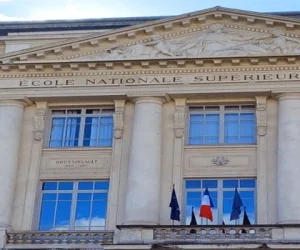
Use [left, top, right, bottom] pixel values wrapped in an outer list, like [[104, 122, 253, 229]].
[[89, 23, 300, 59]]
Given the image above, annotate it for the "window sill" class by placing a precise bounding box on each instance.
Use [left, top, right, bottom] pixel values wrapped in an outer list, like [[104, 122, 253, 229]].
[[184, 144, 257, 150], [42, 147, 113, 152]]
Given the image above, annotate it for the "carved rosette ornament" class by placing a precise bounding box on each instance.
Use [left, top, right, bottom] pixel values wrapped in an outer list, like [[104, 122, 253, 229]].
[[33, 102, 48, 141], [255, 96, 268, 136], [113, 100, 125, 139], [174, 99, 186, 138]]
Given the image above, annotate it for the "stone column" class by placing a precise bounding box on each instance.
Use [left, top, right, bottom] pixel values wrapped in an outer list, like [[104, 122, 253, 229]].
[[277, 93, 300, 224], [0, 100, 25, 247], [124, 97, 163, 225]]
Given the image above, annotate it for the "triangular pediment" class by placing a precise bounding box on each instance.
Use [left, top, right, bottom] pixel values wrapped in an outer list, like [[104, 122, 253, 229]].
[[2, 6, 300, 64]]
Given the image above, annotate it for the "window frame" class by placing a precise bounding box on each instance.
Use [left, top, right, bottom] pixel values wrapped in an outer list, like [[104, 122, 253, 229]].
[[46, 107, 114, 148], [37, 180, 110, 231], [187, 104, 257, 145], [183, 178, 257, 225]]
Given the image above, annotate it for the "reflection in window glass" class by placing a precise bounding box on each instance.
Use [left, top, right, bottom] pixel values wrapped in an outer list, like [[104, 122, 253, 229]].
[[38, 181, 109, 231], [49, 108, 114, 148], [185, 179, 256, 225], [188, 105, 256, 145]]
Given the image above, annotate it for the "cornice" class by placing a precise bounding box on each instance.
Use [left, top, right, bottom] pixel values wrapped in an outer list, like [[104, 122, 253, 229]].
[[1, 55, 300, 76], [3, 7, 300, 63]]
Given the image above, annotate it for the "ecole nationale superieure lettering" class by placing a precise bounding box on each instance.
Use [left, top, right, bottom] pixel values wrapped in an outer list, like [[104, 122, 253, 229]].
[[16, 72, 300, 87]]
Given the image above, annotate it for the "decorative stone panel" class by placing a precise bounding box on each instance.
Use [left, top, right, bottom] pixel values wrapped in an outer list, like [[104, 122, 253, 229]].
[[183, 146, 256, 177], [40, 148, 112, 179]]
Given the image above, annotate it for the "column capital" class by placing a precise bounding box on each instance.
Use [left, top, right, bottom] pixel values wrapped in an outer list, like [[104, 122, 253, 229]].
[[0, 100, 27, 108], [133, 97, 166, 105], [274, 93, 300, 101]]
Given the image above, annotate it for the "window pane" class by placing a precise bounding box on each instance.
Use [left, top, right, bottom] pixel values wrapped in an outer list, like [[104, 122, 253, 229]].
[[93, 193, 108, 200], [98, 117, 113, 147], [78, 193, 92, 200], [39, 201, 56, 230], [95, 181, 109, 190], [223, 193, 234, 225], [58, 193, 72, 200], [202, 180, 217, 189], [187, 192, 201, 199], [240, 113, 256, 143], [224, 113, 239, 144], [204, 114, 219, 144], [42, 193, 57, 201], [189, 114, 204, 145], [42, 182, 57, 190], [78, 182, 94, 190], [83, 117, 99, 147], [240, 179, 256, 188], [64, 117, 80, 147], [223, 180, 238, 188], [49, 118, 65, 147], [54, 201, 72, 230], [75, 201, 91, 229], [91, 201, 107, 228], [186, 180, 201, 189], [58, 182, 73, 190]]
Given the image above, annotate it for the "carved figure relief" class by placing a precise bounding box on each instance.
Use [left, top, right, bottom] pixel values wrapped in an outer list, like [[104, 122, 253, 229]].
[[88, 24, 300, 60]]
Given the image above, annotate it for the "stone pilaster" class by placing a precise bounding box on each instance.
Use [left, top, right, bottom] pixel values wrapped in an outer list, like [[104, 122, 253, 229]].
[[255, 96, 268, 224], [106, 100, 126, 230], [124, 97, 163, 225], [171, 98, 186, 224], [21, 101, 48, 229]]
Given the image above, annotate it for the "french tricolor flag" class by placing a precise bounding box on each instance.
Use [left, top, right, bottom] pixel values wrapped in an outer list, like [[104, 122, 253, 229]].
[[199, 187, 214, 221]]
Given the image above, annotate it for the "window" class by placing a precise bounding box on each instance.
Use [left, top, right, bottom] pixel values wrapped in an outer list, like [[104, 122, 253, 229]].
[[38, 181, 109, 231], [185, 179, 256, 225], [188, 105, 256, 145], [48, 108, 114, 148]]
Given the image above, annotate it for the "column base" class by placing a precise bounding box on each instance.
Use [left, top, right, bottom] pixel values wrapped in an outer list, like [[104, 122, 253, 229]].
[[123, 220, 159, 225], [0, 229, 7, 249], [277, 220, 300, 224]]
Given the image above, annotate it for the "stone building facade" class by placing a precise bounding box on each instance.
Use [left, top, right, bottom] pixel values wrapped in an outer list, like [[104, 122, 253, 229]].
[[1, 6, 300, 250]]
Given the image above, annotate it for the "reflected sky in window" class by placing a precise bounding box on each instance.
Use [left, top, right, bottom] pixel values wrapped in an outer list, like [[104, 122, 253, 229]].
[[185, 179, 256, 225], [39, 181, 109, 231]]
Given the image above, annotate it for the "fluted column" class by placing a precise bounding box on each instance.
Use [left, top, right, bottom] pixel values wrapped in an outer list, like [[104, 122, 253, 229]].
[[0, 100, 25, 229], [277, 93, 300, 224], [124, 97, 163, 225]]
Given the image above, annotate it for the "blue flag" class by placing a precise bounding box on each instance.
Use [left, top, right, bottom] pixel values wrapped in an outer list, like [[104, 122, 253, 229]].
[[230, 188, 244, 221], [169, 186, 180, 221]]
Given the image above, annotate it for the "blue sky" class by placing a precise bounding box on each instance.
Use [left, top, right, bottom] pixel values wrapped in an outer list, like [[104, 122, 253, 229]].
[[0, 0, 300, 21]]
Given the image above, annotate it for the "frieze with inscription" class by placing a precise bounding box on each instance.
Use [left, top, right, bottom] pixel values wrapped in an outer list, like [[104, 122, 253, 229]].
[[4, 72, 300, 88]]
